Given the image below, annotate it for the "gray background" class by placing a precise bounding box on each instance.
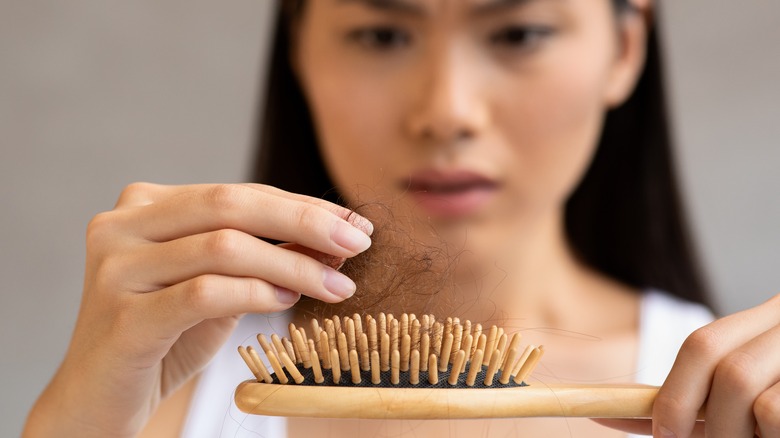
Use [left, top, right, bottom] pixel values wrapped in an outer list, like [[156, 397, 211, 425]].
[[1, 1, 778, 436]]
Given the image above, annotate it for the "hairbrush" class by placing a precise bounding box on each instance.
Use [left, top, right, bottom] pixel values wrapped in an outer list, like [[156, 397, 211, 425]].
[[235, 313, 664, 419]]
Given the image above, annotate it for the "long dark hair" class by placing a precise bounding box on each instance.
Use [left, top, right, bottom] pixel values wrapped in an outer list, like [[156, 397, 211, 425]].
[[251, 1, 713, 309]]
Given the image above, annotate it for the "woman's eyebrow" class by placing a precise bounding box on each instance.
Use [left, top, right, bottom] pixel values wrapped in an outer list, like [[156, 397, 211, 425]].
[[336, 0, 426, 16], [472, 0, 559, 16]]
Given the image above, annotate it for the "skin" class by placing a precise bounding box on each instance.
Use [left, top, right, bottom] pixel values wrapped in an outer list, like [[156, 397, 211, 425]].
[[22, 0, 780, 437]]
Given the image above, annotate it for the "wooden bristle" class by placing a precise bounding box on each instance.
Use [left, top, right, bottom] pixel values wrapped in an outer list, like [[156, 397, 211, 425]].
[[319, 330, 331, 370], [346, 318, 356, 352], [448, 350, 466, 386], [330, 349, 341, 384], [368, 317, 378, 353], [484, 349, 501, 386], [391, 350, 400, 385], [460, 334, 473, 373], [370, 350, 381, 384], [337, 332, 349, 371], [495, 333, 508, 368], [432, 322, 443, 356], [466, 349, 484, 387], [353, 313, 363, 337], [411, 319, 421, 351], [512, 345, 536, 379], [483, 326, 498, 366], [349, 350, 361, 384], [332, 315, 342, 337], [420, 332, 430, 372], [499, 348, 519, 385], [515, 346, 545, 384], [439, 333, 454, 372], [310, 348, 324, 384], [400, 334, 411, 372], [410, 349, 420, 385], [240, 313, 544, 389], [325, 319, 336, 352], [238, 346, 260, 380], [279, 351, 304, 384], [380, 332, 390, 372], [292, 330, 311, 368], [428, 354, 438, 385], [451, 324, 463, 364], [247, 346, 273, 384], [359, 333, 370, 371]]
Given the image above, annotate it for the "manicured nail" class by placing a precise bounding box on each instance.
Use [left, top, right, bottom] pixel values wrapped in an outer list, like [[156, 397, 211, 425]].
[[323, 267, 356, 299], [352, 215, 374, 236], [657, 425, 677, 438], [275, 287, 301, 305], [332, 221, 372, 254]]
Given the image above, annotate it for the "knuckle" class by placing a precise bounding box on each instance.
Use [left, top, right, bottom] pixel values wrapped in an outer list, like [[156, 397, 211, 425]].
[[86, 211, 119, 250], [292, 203, 325, 234], [116, 182, 157, 206], [185, 275, 219, 310], [205, 184, 247, 214], [653, 391, 687, 418], [754, 390, 780, 427], [681, 326, 724, 359], [243, 278, 274, 310], [714, 351, 761, 392], [283, 254, 317, 285], [202, 229, 244, 261]]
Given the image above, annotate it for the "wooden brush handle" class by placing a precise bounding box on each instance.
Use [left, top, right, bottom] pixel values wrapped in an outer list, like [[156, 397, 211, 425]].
[[235, 380, 676, 419]]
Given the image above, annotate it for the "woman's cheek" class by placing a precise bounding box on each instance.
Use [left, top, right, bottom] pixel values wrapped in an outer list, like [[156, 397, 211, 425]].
[[498, 69, 608, 206]]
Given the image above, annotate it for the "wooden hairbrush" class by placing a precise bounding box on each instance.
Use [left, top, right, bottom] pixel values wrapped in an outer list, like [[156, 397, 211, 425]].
[[235, 313, 662, 419]]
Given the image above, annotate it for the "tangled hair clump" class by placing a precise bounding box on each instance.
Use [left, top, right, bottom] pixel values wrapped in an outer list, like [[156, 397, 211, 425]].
[[296, 203, 464, 320]]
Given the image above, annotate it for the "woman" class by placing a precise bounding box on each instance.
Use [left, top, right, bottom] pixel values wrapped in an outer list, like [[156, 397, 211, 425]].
[[23, 0, 780, 437]]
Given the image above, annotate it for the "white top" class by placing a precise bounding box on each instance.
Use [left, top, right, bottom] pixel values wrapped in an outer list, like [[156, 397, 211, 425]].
[[180, 290, 714, 438]]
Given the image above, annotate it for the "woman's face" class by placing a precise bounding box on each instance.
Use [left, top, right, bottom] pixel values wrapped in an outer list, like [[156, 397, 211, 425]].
[[294, 0, 645, 257]]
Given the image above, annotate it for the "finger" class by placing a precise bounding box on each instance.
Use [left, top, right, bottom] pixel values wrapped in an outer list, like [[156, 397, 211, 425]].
[[242, 184, 374, 235], [122, 230, 357, 302], [115, 183, 374, 235], [654, 295, 780, 437], [128, 184, 372, 258], [755, 380, 780, 437], [591, 419, 652, 435], [707, 323, 780, 437], [143, 274, 301, 338], [278, 242, 346, 270]]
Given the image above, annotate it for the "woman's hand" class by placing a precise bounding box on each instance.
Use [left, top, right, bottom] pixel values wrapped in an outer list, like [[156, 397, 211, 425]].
[[596, 293, 780, 437], [23, 183, 373, 438]]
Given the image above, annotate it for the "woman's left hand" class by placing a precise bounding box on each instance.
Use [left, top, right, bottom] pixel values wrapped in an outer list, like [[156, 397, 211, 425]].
[[596, 293, 780, 437]]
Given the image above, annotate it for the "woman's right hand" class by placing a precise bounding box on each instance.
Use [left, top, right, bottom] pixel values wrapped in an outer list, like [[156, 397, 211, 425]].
[[23, 183, 373, 438]]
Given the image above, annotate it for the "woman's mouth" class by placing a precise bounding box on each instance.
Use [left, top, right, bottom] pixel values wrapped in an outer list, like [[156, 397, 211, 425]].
[[402, 170, 500, 219]]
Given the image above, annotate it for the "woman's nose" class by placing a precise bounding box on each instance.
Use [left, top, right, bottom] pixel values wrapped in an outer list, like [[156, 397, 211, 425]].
[[405, 49, 489, 145]]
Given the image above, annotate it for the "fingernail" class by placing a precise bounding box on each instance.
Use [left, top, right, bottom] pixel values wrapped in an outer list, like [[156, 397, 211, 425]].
[[275, 287, 301, 305], [332, 221, 372, 254], [323, 267, 356, 299], [657, 425, 677, 438], [353, 216, 374, 236]]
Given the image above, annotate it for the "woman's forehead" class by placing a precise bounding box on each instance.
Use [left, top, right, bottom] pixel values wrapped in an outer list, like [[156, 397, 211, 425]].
[[331, 0, 569, 15]]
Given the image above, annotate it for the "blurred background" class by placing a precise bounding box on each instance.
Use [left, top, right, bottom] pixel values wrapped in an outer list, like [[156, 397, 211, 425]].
[[1, 1, 779, 436]]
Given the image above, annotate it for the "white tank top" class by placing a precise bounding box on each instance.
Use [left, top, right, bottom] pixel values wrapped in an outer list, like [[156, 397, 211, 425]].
[[180, 290, 714, 438]]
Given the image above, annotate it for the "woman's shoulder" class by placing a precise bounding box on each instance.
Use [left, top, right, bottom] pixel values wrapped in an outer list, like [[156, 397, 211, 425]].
[[635, 289, 716, 385]]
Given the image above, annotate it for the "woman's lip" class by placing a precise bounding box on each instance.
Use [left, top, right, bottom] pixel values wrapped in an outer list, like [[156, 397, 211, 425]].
[[402, 170, 500, 219]]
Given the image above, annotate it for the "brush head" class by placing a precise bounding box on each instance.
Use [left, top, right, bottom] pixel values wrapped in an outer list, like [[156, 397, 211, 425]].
[[239, 312, 544, 389]]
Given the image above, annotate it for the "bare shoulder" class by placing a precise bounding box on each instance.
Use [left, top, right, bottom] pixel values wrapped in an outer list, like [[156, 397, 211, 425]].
[[138, 376, 199, 438]]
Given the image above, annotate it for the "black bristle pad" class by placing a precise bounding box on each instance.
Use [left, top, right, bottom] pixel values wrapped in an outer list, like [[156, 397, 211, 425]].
[[268, 364, 529, 389]]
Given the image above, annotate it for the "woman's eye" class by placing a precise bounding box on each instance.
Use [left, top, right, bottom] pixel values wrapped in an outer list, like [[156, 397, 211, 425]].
[[489, 25, 555, 50], [346, 26, 412, 51]]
